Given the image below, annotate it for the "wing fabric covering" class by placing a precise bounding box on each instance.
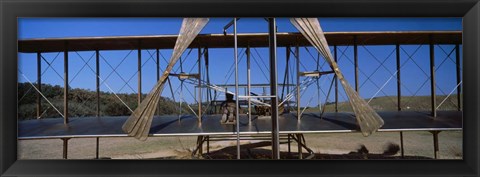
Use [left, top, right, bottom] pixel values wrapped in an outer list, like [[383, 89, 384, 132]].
[[122, 18, 209, 140], [290, 18, 384, 136]]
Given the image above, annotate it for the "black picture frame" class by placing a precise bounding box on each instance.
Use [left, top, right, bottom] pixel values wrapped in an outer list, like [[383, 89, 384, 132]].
[[1, 0, 479, 176]]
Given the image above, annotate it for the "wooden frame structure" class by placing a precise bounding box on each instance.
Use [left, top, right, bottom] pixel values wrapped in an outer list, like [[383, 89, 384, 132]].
[[17, 26, 462, 159]]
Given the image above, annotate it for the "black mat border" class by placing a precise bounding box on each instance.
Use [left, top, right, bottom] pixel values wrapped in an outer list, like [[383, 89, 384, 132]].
[[1, 0, 479, 176]]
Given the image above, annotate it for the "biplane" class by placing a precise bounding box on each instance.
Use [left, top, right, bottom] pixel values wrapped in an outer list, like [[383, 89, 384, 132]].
[[17, 18, 462, 159]]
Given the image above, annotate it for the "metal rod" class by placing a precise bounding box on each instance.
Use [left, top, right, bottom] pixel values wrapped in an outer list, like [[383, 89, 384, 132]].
[[37, 52, 42, 119], [64, 47, 69, 124], [354, 36, 359, 93], [269, 18, 280, 159], [234, 17, 240, 160], [138, 47, 142, 106], [455, 44, 461, 111], [156, 49, 160, 115], [247, 45, 252, 123], [239, 95, 276, 99], [334, 45, 338, 112], [400, 131, 404, 158], [198, 47, 202, 121], [96, 50, 100, 118], [96, 137, 99, 159], [296, 44, 300, 120], [429, 37, 436, 117], [396, 44, 401, 111]]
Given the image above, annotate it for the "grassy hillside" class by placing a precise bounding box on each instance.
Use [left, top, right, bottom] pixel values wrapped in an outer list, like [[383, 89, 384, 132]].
[[301, 95, 460, 113], [18, 83, 187, 120], [18, 82, 461, 120]]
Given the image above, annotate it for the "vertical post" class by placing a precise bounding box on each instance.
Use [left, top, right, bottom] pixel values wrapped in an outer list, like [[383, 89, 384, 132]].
[[431, 131, 440, 159], [36, 52, 42, 119], [205, 47, 211, 114], [198, 136, 203, 155], [288, 134, 291, 154], [207, 136, 210, 154], [156, 49, 160, 115], [198, 47, 202, 121], [246, 45, 252, 123], [95, 137, 100, 159], [269, 18, 280, 159], [429, 37, 436, 117], [64, 47, 69, 124], [400, 131, 404, 158], [354, 36, 359, 93], [62, 138, 69, 159], [455, 44, 461, 111], [138, 47, 142, 106], [96, 50, 100, 118], [233, 18, 241, 160], [297, 134, 303, 159], [334, 45, 338, 112], [179, 57, 183, 120], [316, 53, 321, 113], [396, 44, 401, 111], [286, 46, 290, 113], [296, 45, 301, 120]]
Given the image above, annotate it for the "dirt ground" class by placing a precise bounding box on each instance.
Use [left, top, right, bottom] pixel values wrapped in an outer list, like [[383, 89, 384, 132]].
[[18, 131, 462, 160]]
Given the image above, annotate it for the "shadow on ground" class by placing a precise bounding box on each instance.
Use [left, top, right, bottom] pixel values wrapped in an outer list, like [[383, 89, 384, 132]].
[[145, 141, 433, 160]]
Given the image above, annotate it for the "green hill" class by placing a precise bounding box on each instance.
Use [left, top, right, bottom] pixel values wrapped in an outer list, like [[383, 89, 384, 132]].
[[17, 83, 186, 120], [18, 83, 461, 120], [301, 95, 460, 113]]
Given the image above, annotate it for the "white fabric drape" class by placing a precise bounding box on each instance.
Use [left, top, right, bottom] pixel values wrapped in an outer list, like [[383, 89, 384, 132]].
[[123, 18, 209, 140], [290, 18, 384, 136]]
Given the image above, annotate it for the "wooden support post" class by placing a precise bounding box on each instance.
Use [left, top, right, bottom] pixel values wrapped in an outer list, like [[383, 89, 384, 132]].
[[138, 47, 142, 106], [455, 44, 461, 111], [396, 44, 402, 111], [37, 52, 42, 119], [246, 46, 252, 122], [64, 48, 69, 124], [429, 37, 436, 117], [269, 18, 280, 160], [286, 46, 290, 113], [430, 131, 440, 159], [204, 47, 211, 114], [288, 134, 291, 154], [198, 136, 203, 155], [206, 136, 210, 154], [198, 47, 202, 122], [334, 45, 338, 112], [95, 137, 100, 159], [297, 134, 303, 159], [400, 131, 404, 158], [354, 36, 359, 93], [96, 50, 100, 118], [296, 45, 300, 120], [62, 138, 70, 159], [156, 49, 160, 115]]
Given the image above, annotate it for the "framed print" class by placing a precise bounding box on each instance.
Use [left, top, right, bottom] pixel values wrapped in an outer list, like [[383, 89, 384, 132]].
[[1, 0, 479, 176]]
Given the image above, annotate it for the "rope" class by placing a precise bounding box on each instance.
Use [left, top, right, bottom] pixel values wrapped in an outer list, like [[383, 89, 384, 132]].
[[122, 18, 209, 140], [291, 18, 384, 136]]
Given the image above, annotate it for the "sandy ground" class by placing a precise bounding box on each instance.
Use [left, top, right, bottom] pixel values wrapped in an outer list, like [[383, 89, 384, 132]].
[[18, 131, 462, 160]]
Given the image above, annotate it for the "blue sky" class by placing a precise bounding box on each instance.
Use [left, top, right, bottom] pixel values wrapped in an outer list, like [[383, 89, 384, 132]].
[[18, 18, 462, 107]]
